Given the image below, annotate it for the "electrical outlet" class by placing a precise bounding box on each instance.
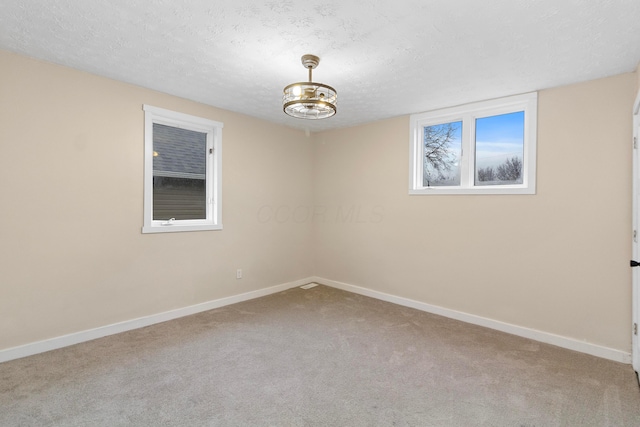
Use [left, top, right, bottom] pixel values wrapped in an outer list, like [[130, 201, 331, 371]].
[[236, 269, 242, 279]]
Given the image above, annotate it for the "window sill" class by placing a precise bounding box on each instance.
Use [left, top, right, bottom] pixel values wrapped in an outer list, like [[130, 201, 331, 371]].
[[409, 186, 535, 195], [142, 224, 223, 234]]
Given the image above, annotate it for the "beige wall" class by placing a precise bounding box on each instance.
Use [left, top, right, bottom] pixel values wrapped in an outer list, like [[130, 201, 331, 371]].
[[313, 73, 636, 352], [1, 47, 636, 356], [0, 50, 314, 349]]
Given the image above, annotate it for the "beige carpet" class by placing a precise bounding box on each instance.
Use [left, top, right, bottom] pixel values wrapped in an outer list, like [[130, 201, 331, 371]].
[[1, 284, 639, 426]]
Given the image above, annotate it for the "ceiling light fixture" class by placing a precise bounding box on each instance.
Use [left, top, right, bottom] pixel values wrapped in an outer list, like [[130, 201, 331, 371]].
[[283, 54, 337, 120]]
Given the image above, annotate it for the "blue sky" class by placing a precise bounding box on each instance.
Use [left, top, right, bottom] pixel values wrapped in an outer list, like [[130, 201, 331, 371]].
[[475, 111, 524, 169]]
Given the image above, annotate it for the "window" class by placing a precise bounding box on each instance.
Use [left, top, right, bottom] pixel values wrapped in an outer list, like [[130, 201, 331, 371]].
[[143, 105, 223, 233], [409, 92, 537, 195]]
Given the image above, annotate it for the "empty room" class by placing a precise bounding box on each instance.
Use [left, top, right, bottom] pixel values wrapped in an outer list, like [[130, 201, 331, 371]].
[[2, 1, 640, 425]]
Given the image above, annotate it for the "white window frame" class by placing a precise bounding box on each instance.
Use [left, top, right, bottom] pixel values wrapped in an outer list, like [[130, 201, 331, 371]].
[[142, 105, 223, 233], [409, 92, 537, 195]]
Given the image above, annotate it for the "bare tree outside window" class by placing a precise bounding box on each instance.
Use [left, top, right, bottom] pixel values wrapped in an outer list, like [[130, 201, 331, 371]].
[[496, 156, 522, 182], [477, 166, 496, 182], [423, 121, 462, 187], [477, 156, 523, 184]]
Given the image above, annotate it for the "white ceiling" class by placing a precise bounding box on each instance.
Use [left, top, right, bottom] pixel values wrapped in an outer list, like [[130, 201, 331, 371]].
[[2, 0, 640, 133]]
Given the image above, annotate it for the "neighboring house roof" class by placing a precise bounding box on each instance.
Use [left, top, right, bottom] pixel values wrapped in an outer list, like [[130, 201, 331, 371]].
[[153, 123, 206, 179]]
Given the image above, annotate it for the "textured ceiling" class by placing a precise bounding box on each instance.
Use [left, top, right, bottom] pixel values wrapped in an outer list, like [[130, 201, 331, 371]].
[[2, 0, 640, 132]]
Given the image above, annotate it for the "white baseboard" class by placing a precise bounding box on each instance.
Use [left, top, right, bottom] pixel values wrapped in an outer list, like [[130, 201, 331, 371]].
[[2, 276, 631, 365], [311, 276, 632, 364], [0, 277, 313, 364]]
